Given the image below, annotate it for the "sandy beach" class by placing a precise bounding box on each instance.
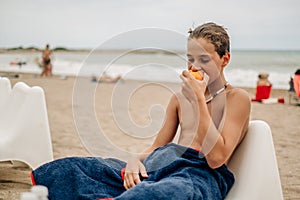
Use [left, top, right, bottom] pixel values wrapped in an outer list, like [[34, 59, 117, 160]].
[[0, 74, 299, 200]]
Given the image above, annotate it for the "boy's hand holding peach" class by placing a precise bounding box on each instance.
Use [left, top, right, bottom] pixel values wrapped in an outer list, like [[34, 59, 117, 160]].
[[180, 70, 208, 103]]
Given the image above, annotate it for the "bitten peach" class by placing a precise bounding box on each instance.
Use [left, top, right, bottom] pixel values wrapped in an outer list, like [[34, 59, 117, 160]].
[[189, 70, 204, 80]]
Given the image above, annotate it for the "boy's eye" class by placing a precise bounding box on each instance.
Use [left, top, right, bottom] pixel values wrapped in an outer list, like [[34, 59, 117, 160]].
[[188, 58, 194, 63], [200, 58, 210, 64]]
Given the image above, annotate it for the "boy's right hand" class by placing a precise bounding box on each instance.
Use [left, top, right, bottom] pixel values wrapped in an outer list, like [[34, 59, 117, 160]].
[[123, 157, 148, 190], [180, 70, 208, 103]]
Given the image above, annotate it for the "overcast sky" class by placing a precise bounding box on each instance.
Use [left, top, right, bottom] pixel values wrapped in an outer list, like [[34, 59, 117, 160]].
[[0, 0, 299, 50]]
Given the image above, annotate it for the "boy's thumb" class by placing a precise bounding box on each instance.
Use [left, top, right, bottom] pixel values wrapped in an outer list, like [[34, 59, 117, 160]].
[[140, 166, 148, 178], [141, 171, 148, 178]]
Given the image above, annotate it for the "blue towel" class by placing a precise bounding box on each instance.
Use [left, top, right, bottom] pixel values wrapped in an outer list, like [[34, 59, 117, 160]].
[[32, 143, 234, 200]]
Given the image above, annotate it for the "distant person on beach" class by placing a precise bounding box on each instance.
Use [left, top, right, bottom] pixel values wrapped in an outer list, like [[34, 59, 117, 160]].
[[257, 71, 272, 86], [31, 22, 251, 199], [288, 77, 295, 93], [9, 60, 26, 68], [293, 69, 300, 97], [92, 72, 122, 83], [252, 71, 272, 101], [40, 44, 53, 77]]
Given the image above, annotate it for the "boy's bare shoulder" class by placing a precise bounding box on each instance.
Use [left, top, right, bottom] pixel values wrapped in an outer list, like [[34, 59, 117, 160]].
[[227, 87, 251, 104], [168, 93, 181, 109], [226, 87, 251, 119]]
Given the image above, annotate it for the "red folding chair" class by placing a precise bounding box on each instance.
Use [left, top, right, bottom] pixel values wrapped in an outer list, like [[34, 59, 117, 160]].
[[252, 85, 272, 102]]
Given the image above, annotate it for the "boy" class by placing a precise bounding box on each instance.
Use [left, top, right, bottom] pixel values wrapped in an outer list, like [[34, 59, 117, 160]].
[[32, 22, 251, 200]]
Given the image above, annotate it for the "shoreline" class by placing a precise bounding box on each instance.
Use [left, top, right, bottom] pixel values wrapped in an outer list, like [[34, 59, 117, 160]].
[[0, 71, 291, 92], [0, 74, 299, 199]]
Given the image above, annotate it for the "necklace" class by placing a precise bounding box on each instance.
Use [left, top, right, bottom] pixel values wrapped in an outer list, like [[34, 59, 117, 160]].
[[205, 82, 229, 104]]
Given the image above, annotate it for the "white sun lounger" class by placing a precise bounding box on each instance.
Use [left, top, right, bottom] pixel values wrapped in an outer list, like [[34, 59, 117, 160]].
[[226, 120, 284, 200], [0, 77, 53, 169]]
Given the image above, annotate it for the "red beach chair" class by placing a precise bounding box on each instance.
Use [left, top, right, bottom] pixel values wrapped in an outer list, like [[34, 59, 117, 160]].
[[252, 85, 272, 102], [293, 74, 300, 98]]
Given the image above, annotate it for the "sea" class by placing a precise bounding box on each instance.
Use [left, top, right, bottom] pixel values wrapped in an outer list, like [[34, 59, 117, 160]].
[[0, 49, 299, 89]]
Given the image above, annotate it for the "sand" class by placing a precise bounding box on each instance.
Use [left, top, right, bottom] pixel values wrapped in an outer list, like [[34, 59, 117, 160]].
[[0, 74, 299, 200]]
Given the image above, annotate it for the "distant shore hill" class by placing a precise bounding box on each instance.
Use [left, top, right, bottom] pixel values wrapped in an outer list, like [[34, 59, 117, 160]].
[[0, 46, 185, 54], [0, 46, 72, 52]]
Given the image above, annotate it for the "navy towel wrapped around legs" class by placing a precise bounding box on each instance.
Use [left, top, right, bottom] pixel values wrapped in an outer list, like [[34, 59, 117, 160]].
[[32, 143, 234, 200]]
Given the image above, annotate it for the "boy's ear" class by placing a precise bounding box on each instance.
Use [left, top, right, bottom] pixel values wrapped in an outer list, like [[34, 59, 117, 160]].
[[222, 52, 230, 67]]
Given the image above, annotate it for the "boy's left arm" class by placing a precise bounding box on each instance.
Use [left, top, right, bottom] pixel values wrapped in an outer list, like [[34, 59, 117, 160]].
[[202, 89, 251, 169]]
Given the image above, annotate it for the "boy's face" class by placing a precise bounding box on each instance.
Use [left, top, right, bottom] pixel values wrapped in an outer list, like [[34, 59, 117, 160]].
[[187, 37, 229, 84]]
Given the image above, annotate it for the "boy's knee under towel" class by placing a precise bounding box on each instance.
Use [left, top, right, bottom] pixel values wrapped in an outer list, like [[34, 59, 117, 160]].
[[32, 143, 234, 200]]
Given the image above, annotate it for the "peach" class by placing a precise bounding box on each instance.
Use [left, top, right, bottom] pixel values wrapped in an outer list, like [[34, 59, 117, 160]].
[[189, 70, 204, 80]]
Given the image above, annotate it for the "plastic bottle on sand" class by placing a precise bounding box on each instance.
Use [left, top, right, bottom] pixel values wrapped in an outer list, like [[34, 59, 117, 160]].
[[20, 192, 38, 200], [31, 185, 49, 200]]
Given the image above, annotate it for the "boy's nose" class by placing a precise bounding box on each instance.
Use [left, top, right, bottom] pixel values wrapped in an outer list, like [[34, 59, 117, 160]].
[[190, 64, 201, 71]]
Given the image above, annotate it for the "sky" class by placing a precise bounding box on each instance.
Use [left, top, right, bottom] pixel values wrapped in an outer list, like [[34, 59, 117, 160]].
[[0, 0, 300, 50]]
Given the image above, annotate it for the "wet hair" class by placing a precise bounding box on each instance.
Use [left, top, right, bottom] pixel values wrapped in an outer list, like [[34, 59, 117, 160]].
[[188, 22, 230, 58], [295, 69, 300, 75]]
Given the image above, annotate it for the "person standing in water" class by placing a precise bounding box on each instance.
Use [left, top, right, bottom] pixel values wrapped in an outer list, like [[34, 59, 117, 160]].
[[40, 44, 53, 77]]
